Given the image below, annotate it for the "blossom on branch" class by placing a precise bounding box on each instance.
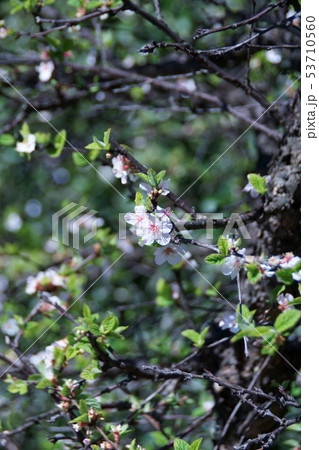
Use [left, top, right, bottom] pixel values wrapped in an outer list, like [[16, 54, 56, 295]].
[[1, 318, 19, 336], [125, 206, 173, 246], [29, 338, 68, 380], [112, 154, 137, 184], [35, 61, 55, 82], [221, 249, 246, 279], [16, 133, 36, 154], [277, 293, 295, 311], [154, 243, 187, 265], [26, 269, 66, 295]]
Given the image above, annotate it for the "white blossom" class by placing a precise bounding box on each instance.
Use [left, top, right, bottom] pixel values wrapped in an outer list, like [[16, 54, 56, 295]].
[[40, 295, 62, 312], [0, 27, 8, 39], [16, 133, 36, 154], [277, 293, 294, 311], [260, 264, 275, 278], [35, 61, 55, 82], [154, 244, 187, 265], [124, 205, 149, 233], [30, 338, 68, 380], [221, 249, 246, 279], [218, 313, 239, 333], [112, 154, 136, 184], [280, 253, 301, 269], [1, 318, 19, 336], [26, 269, 66, 294], [138, 207, 173, 246], [292, 270, 301, 282], [111, 424, 122, 433], [125, 206, 173, 246], [73, 423, 83, 432]]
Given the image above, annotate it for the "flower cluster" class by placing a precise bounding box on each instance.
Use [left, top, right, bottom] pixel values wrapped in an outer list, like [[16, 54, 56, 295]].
[[26, 269, 66, 295], [125, 205, 173, 246], [29, 338, 68, 381], [220, 247, 301, 282], [124, 204, 188, 265], [112, 154, 137, 184]]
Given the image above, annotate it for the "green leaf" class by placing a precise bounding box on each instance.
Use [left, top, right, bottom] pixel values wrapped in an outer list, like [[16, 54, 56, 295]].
[[182, 327, 208, 348], [276, 268, 294, 285], [156, 170, 166, 185], [274, 309, 301, 333], [20, 122, 30, 139], [51, 129, 66, 157], [248, 173, 268, 195], [269, 285, 286, 303], [147, 168, 157, 187], [127, 439, 136, 450], [69, 413, 89, 424], [0, 134, 15, 146], [53, 346, 65, 366], [85, 142, 103, 150], [289, 296, 301, 306], [66, 345, 79, 360], [246, 263, 261, 284], [156, 295, 173, 306], [107, 330, 125, 340], [174, 439, 190, 450], [83, 303, 92, 319], [231, 326, 275, 343], [7, 380, 28, 395], [189, 438, 203, 450], [79, 399, 88, 414], [103, 128, 111, 147], [198, 326, 209, 346], [135, 191, 144, 206], [205, 254, 225, 265], [72, 151, 89, 167], [80, 395, 101, 410], [87, 0, 104, 8], [217, 235, 229, 257], [36, 378, 54, 389], [181, 329, 200, 344], [100, 314, 119, 333], [156, 278, 173, 306], [136, 172, 150, 184], [286, 423, 301, 432], [80, 360, 102, 380], [237, 304, 256, 331]]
